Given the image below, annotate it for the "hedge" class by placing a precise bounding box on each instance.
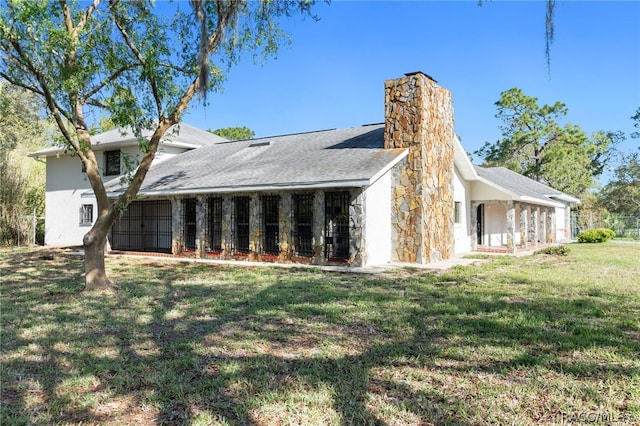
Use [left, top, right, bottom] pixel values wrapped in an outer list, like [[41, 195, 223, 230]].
[[577, 228, 616, 243]]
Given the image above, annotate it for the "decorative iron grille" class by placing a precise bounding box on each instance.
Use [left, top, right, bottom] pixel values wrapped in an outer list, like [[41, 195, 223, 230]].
[[261, 195, 280, 255], [111, 200, 172, 253], [232, 196, 250, 254], [324, 191, 350, 260], [207, 197, 223, 252], [182, 199, 197, 251], [293, 193, 314, 257]]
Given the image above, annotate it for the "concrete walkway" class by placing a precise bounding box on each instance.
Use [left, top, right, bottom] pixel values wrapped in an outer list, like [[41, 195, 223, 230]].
[[106, 251, 486, 274]]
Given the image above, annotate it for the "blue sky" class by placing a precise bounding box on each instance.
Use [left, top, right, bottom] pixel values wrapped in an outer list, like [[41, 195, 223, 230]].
[[183, 1, 640, 171]]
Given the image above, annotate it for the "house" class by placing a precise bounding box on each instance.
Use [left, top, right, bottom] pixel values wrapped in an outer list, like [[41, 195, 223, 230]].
[[29, 123, 227, 247], [33, 72, 579, 266]]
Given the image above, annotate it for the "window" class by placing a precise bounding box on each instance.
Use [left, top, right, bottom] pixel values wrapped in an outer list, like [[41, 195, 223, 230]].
[[207, 197, 223, 252], [104, 149, 121, 176], [233, 196, 250, 254], [182, 199, 197, 251], [293, 193, 314, 257], [454, 201, 462, 224], [261, 195, 280, 255], [79, 204, 93, 226], [324, 191, 350, 260]]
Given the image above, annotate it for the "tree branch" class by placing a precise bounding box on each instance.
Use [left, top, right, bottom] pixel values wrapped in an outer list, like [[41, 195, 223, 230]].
[[5, 36, 77, 149], [82, 63, 138, 101], [108, 0, 163, 117]]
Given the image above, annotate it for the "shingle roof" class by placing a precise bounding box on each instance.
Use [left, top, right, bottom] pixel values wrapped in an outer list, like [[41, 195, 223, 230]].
[[105, 124, 408, 196], [475, 166, 580, 204], [30, 122, 226, 157], [91, 122, 226, 147]]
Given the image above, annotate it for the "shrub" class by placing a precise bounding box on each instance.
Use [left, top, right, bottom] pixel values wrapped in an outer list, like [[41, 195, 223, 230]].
[[534, 245, 571, 256], [577, 228, 616, 243]]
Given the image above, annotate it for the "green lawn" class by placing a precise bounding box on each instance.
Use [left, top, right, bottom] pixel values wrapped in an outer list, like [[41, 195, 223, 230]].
[[1, 244, 639, 425]]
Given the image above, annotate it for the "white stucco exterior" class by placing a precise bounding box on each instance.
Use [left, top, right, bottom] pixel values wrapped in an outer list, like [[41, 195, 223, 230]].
[[484, 203, 507, 247], [38, 145, 192, 247], [363, 169, 392, 266], [34, 121, 579, 263], [453, 166, 472, 254], [554, 204, 571, 242]]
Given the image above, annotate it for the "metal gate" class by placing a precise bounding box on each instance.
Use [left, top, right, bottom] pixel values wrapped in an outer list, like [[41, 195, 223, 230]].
[[325, 191, 350, 260], [111, 200, 172, 253]]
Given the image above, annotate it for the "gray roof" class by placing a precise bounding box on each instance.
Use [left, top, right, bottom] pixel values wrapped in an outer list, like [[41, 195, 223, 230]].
[[105, 124, 408, 196], [31, 122, 226, 157], [475, 166, 580, 204], [91, 122, 226, 147]]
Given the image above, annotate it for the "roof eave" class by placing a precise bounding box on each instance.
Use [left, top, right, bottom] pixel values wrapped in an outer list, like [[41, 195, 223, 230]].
[[453, 136, 478, 180], [100, 179, 373, 199], [518, 195, 564, 208], [367, 149, 409, 185]]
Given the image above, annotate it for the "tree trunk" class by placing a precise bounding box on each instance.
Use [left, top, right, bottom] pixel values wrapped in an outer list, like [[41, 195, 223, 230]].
[[83, 223, 114, 290]]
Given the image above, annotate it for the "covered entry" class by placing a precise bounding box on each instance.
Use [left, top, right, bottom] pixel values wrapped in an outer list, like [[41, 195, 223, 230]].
[[111, 200, 172, 253]]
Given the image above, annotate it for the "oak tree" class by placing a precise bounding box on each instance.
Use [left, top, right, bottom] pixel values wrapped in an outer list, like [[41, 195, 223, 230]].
[[211, 126, 255, 141], [475, 88, 618, 197], [0, 0, 316, 289], [597, 110, 640, 216]]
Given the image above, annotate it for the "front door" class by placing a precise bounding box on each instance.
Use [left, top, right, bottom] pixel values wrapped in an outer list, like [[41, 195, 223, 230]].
[[476, 204, 485, 246]]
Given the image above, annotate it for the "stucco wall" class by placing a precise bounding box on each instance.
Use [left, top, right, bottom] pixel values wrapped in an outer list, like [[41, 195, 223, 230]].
[[554, 204, 571, 242], [484, 203, 507, 247], [453, 166, 472, 254], [45, 154, 94, 246], [364, 169, 392, 266], [44, 145, 189, 247], [471, 181, 511, 201]]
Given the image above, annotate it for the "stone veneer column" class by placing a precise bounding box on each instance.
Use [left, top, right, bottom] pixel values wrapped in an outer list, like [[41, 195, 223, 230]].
[[385, 72, 455, 264], [195, 196, 207, 259], [221, 196, 232, 259], [520, 204, 529, 250], [540, 208, 547, 245], [548, 208, 556, 243], [349, 189, 365, 266], [248, 193, 260, 261], [470, 201, 480, 251], [530, 207, 539, 246], [506, 201, 516, 254], [170, 197, 182, 255], [312, 190, 325, 265], [279, 194, 292, 262]]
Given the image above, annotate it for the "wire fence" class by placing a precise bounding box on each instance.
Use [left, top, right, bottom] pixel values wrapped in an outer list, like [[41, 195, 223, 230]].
[[0, 210, 44, 246], [572, 213, 640, 240]]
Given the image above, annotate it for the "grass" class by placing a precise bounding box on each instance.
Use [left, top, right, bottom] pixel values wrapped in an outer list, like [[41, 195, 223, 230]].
[[1, 243, 639, 425]]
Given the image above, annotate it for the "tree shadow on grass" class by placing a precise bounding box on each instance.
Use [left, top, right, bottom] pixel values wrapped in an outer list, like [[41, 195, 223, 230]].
[[1, 249, 639, 424]]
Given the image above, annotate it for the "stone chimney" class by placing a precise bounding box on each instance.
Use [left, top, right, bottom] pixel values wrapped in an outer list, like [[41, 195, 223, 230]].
[[385, 72, 455, 263]]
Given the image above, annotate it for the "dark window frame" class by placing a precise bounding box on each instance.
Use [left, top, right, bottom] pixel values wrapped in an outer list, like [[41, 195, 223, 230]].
[[104, 149, 121, 176]]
